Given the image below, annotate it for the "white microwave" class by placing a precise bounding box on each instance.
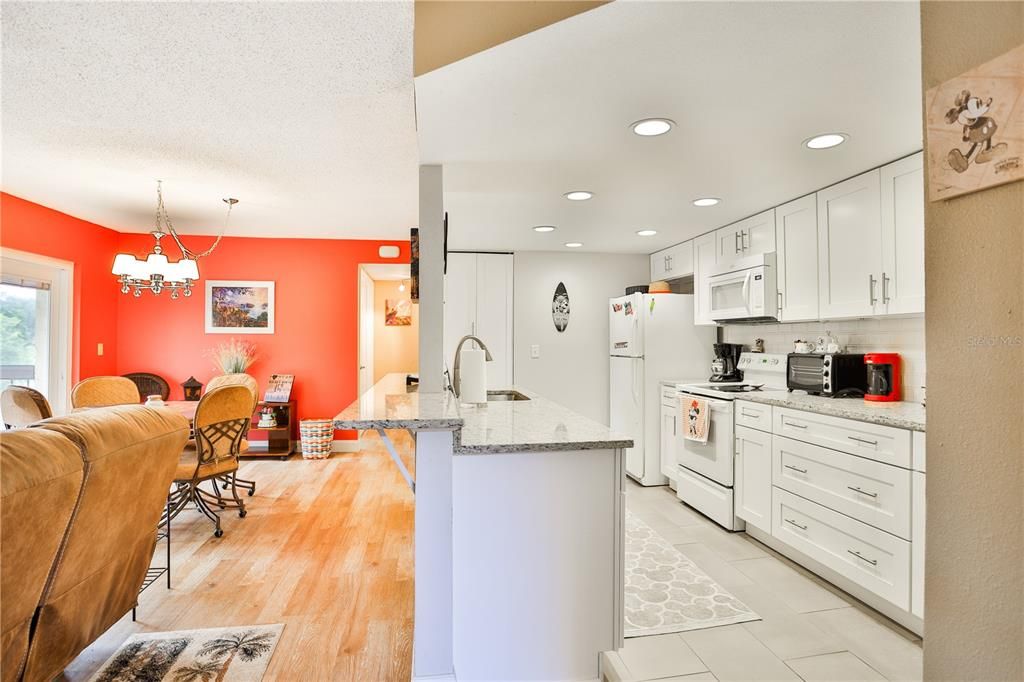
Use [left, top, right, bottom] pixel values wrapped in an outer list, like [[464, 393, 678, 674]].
[[707, 252, 779, 322]]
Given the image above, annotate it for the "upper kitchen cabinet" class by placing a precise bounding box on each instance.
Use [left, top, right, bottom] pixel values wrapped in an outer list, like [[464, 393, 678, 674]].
[[880, 153, 925, 315], [817, 169, 884, 319], [650, 240, 694, 282], [716, 209, 776, 263], [444, 252, 514, 388], [693, 232, 718, 326], [775, 195, 819, 322]]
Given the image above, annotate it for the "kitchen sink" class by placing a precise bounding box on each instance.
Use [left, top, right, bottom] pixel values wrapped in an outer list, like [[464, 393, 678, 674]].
[[486, 390, 531, 402]]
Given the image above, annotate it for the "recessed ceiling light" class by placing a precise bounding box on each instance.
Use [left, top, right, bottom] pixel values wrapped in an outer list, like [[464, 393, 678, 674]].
[[804, 133, 848, 150], [532, 225, 556, 233], [564, 242, 583, 248], [631, 118, 675, 136], [564, 191, 593, 201], [636, 229, 658, 237], [692, 197, 720, 207]]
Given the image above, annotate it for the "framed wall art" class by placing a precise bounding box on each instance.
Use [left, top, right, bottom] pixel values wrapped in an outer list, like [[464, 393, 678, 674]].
[[205, 280, 275, 334]]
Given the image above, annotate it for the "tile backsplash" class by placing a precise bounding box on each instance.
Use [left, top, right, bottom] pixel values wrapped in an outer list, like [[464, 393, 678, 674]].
[[721, 315, 925, 403]]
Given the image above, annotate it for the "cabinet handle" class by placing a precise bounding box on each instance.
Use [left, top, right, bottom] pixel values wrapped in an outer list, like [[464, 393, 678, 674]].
[[784, 464, 808, 474], [673, 415, 677, 436], [785, 420, 808, 429], [847, 485, 878, 498], [777, 290, 783, 313], [735, 231, 742, 253], [741, 408, 760, 417], [882, 272, 890, 303], [667, 255, 673, 270], [785, 518, 808, 531], [868, 274, 878, 305], [742, 230, 750, 250], [847, 435, 878, 446], [847, 549, 878, 566]]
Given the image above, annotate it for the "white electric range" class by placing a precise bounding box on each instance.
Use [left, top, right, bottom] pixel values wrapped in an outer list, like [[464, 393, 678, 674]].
[[674, 353, 788, 530]]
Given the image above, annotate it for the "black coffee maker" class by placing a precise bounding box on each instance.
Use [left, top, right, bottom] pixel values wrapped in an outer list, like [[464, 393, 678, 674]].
[[710, 343, 744, 382]]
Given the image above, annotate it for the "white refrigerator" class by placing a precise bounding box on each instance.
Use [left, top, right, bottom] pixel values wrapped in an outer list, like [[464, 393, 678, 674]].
[[609, 293, 716, 486]]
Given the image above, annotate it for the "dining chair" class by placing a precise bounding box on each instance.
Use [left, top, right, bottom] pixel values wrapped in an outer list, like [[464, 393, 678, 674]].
[[122, 372, 171, 401], [163, 385, 252, 537], [70, 376, 140, 408], [206, 373, 260, 497], [1, 386, 53, 428]]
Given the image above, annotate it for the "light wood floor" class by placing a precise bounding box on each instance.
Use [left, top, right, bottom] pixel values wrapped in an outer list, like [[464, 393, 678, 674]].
[[63, 431, 415, 681]]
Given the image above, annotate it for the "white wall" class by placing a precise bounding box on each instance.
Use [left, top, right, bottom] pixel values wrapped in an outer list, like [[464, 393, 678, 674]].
[[513, 251, 650, 425], [721, 316, 925, 403]]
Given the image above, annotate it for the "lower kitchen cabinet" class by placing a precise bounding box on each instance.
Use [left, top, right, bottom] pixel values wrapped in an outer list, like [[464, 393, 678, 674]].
[[660, 389, 679, 480], [734, 424, 772, 534], [912, 472, 925, 619]]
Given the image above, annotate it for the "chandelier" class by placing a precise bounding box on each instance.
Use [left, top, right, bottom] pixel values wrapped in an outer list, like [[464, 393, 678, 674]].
[[111, 181, 237, 299]]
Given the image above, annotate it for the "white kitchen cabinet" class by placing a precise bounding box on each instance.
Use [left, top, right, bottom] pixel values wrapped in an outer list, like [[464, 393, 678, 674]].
[[817, 169, 884, 319], [775, 195, 819, 322], [880, 153, 925, 315], [444, 252, 514, 388], [650, 240, 694, 282], [734, 423, 772, 534], [716, 209, 776, 263], [911, 469, 925, 620], [660, 390, 679, 480], [692, 232, 718, 326]]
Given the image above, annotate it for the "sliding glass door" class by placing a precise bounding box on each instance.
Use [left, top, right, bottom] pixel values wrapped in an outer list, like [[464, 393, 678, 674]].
[[0, 251, 72, 415]]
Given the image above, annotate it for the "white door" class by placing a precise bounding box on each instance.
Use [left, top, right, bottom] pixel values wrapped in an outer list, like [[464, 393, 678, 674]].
[[693, 233, 718, 326], [475, 253, 514, 387], [0, 251, 72, 415], [443, 252, 478, 379], [610, 356, 645, 479], [660, 400, 679, 480], [677, 392, 734, 486], [881, 153, 925, 316], [734, 425, 772, 533], [817, 169, 883, 319], [358, 269, 375, 394], [735, 209, 777, 257], [609, 293, 643, 357], [775, 195, 819, 322]]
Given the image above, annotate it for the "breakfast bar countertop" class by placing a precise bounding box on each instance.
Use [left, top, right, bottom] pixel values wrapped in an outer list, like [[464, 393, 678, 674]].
[[333, 373, 634, 454]]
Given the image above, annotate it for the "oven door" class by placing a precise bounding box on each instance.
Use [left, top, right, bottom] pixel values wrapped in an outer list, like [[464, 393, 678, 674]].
[[708, 268, 755, 321], [787, 354, 824, 393], [676, 392, 735, 486]]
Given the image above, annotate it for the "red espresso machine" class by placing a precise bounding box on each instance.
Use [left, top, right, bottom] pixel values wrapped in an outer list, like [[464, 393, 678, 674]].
[[864, 353, 901, 402]]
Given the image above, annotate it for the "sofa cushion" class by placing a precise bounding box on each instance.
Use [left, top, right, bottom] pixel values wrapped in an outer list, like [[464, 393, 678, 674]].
[[0, 429, 84, 682]]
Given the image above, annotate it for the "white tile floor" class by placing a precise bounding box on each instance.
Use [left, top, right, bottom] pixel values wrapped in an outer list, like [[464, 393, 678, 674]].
[[604, 480, 923, 682]]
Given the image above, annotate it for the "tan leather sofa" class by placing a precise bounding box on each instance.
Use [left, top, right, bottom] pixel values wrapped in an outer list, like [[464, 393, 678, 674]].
[[0, 405, 188, 682]]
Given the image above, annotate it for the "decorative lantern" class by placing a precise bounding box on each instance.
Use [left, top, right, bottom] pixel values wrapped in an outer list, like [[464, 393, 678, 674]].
[[181, 376, 203, 401]]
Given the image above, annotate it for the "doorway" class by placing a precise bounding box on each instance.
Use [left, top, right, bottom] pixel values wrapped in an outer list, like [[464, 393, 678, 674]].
[[358, 264, 417, 395], [0, 249, 73, 415]]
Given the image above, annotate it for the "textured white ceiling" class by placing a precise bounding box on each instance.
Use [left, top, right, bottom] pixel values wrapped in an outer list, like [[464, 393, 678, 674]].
[[416, 0, 923, 254], [1, 1, 418, 238]]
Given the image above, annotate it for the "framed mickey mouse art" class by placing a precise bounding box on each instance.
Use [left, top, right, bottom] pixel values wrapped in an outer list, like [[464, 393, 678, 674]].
[[925, 44, 1024, 201]]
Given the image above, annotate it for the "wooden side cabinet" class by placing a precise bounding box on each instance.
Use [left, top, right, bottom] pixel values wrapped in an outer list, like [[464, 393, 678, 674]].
[[247, 400, 296, 460]]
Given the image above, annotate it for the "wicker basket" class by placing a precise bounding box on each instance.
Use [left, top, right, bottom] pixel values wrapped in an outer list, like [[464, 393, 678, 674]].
[[299, 419, 334, 459]]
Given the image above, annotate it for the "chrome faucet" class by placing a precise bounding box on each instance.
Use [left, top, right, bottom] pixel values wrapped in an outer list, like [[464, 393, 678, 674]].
[[452, 335, 493, 398]]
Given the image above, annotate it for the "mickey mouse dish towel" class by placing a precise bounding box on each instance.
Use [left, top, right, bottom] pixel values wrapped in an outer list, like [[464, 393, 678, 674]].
[[683, 395, 710, 444]]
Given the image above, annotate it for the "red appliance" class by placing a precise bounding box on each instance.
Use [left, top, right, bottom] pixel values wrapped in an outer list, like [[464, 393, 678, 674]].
[[864, 353, 901, 402]]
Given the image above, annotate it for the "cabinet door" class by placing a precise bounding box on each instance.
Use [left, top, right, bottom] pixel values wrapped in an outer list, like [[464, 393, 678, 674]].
[[650, 250, 668, 282], [881, 153, 925, 315], [817, 169, 883, 319], [911, 470, 925, 619], [661, 402, 678, 480], [693, 232, 718, 326], [716, 225, 742, 262], [734, 425, 772, 533], [667, 240, 694, 278], [444, 253, 478, 378], [736, 209, 777, 256], [475, 253, 514, 388], [775, 195, 819, 322]]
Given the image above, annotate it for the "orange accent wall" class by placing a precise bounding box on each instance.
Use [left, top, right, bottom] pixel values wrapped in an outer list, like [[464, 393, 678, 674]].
[[0, 192, 121, 381], [2, 193, 411, 441]]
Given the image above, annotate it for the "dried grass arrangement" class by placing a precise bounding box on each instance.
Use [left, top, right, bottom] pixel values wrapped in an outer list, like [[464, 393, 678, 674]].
[[208, 338, 258, 374]]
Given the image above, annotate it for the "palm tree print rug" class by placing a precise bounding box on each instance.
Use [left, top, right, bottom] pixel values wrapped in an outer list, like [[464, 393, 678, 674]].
[[89, 624, 284, 682]]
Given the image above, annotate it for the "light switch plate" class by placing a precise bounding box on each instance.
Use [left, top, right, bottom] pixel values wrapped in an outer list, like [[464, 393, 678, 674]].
[[97, 342, 104, 356], [530, 344, 540, 359]]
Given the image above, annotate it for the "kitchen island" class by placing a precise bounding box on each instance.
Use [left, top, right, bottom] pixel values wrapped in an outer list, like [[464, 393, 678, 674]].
[[335, 374, 631, 681]]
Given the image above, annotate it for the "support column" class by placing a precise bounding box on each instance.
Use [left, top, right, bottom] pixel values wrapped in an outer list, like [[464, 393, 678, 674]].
[[418, 165, 445, 393]]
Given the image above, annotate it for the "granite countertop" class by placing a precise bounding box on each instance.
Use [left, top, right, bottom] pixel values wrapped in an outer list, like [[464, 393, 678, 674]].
[[334, 373, 634, 454], [731, 389, 926, 431]]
